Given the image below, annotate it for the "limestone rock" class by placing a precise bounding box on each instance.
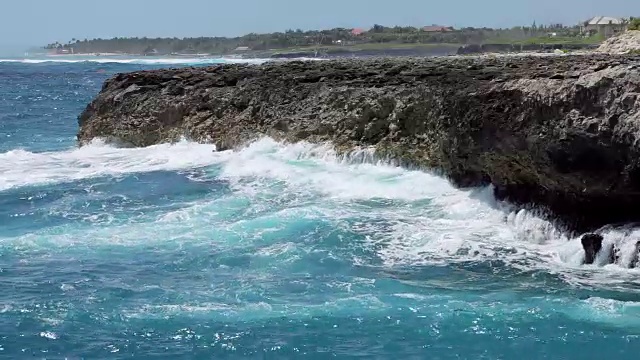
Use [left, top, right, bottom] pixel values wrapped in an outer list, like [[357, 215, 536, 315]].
[[597, 30, 640, 54], [78, 55, 640, 233]]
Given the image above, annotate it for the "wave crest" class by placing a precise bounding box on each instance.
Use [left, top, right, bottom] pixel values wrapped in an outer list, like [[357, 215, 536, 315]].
[[3, 137, 640, 289]]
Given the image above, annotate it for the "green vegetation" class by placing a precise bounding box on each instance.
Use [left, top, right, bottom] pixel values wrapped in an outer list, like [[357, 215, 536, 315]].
[[44, 22, 601, 56], [508, 34, 604, 45], [629, 18, 640, 31], [270, 42, 460, 54]]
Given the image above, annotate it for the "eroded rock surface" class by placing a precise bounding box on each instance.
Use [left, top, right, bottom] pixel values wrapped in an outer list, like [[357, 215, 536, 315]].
[[597, 31, 640, 54], [581, 233, 604, 264], [78, 55, 640, 232]]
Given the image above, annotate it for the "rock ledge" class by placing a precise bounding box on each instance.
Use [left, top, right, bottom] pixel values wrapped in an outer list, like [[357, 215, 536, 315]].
[[78, 55, 640, 233]]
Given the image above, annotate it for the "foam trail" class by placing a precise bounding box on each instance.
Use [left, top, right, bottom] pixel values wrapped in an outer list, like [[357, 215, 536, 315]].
[[0, 57, 271, 65], [0, 139, 222, 191]]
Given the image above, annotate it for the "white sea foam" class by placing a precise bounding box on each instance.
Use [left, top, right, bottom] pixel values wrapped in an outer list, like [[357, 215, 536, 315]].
[[565, 297, 640, 328], [0, 57, 271, 65], [196, 139, 640, 286], [0, 138, 222, 191], [213, 139, 570, 268], [124, 295, 389, 322], [218, 139, 456, 201], [39, 331, 58, 340], [3, 137, 640, 288]]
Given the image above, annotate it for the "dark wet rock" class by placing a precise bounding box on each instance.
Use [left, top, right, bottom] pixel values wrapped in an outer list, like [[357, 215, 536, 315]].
[[610, 243, 621, 265], [581, 233, 604, 265], [78, 54, 640, 233], [631, 241, 640, 269]]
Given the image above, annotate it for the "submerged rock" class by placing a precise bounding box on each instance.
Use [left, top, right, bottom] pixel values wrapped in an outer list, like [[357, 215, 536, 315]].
[[581, 233, 604, 265], [580, 233, 640, 268], [631, 241, 640, 269], [78, 55, 640, 233]]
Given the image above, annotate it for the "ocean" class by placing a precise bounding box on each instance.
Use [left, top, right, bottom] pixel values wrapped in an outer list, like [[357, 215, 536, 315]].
[[1, 57, 640, 359]]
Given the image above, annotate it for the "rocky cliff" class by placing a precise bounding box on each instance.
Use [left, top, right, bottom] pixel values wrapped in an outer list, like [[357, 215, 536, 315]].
[[78, 55, 640, 233]]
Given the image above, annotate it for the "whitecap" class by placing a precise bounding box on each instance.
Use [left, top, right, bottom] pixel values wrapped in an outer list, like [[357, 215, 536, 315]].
[[0, 139, 221, 191], [39, 331, 58, 340]]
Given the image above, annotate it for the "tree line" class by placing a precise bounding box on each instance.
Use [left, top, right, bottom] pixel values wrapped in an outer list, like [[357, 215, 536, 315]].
[[43, 23, 595, 55]]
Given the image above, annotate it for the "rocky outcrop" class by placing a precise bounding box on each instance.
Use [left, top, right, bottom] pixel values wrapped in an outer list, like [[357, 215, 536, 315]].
[[597, 31, 640, 54], [581, 234, 604, 264], [78, 55, 640, 233], [580, 233, 640, 267]]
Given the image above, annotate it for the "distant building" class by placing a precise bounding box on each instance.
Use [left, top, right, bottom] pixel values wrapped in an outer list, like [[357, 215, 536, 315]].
[[52, 46, 73, 55], [422, 25, 454, 32], [143, 48, 158, 56], [234, 46, 251, 52], [582, 16, 625, 38], [351, 28, 366, 36]]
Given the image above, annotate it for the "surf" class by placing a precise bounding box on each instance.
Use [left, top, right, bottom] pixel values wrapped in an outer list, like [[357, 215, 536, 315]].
[[3, 137, 640, 290], [0, 138, 221, 191]]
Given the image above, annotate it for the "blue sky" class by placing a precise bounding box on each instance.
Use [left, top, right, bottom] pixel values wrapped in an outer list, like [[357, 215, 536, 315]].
[[2, 0, 639, 47]]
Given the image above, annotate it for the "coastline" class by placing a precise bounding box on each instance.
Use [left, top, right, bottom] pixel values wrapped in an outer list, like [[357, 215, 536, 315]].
[[77, 53, 640, 234], [37, 42, 602, 61]]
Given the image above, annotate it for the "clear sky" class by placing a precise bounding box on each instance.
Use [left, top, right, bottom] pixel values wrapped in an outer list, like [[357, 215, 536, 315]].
[[2, 0, 639, 47]]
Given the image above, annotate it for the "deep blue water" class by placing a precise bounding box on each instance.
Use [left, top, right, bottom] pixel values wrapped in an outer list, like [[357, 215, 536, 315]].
[[2, 58, 640, 359]]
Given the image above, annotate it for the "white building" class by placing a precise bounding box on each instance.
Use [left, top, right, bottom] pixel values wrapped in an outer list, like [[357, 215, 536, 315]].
[[582, 16, 625, 38]]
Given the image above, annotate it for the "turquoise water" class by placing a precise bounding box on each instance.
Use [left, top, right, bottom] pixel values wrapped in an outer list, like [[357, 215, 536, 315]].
[[2, 58, 640, 359]]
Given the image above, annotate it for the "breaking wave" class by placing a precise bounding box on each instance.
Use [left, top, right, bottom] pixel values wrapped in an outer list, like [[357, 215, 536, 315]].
[[2, 137, 640, 289], [0, 139, 221, 191]]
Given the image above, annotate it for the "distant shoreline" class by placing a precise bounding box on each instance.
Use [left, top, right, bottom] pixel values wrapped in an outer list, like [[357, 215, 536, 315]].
[[43, 21, 608, 60], [46, 52, 124, 57], [43, 52, 243, 58], [40, 42, 600, 60]]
